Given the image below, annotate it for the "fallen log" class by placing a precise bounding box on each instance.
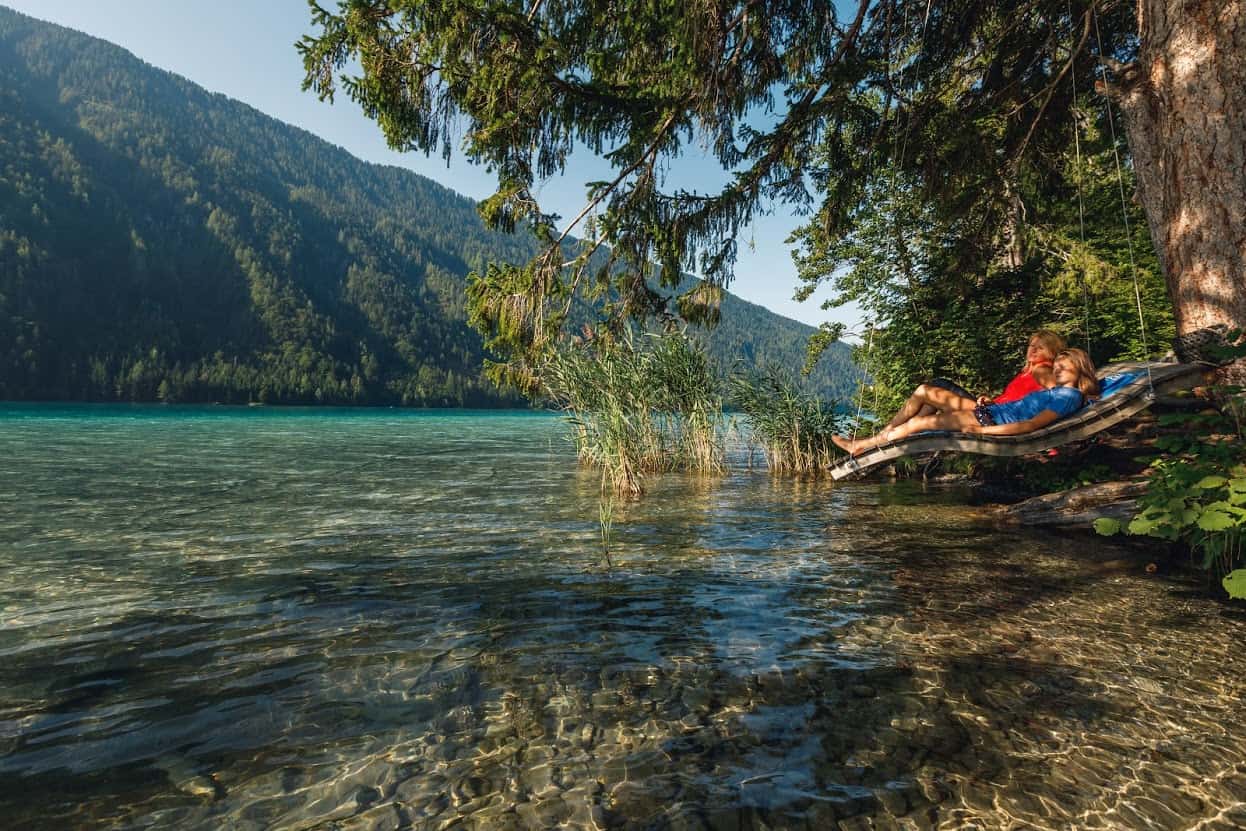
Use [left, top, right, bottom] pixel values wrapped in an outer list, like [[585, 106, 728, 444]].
[[993, 479, 1148, 531]]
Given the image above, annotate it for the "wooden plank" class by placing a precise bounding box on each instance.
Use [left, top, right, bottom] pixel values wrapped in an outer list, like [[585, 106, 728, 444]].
[[829, 361, 1206, 481]]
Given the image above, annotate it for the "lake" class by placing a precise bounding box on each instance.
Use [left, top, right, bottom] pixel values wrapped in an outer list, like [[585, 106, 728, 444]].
[[2, 404, 1244, 829]]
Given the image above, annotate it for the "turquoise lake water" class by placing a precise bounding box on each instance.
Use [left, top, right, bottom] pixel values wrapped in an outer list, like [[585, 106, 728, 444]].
[[2, 404, 1245, 830]]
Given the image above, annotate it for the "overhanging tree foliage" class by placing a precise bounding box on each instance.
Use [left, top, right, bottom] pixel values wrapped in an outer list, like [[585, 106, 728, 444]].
[[299, 0, 1243, 389], [792, 112, 1176, 411]]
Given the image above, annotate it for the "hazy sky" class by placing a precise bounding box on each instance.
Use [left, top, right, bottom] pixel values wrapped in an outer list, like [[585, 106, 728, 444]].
[[4, 0, 859, 331]]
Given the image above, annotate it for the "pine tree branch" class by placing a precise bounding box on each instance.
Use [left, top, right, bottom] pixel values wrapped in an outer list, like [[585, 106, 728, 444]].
[[1013, 7, 1095, 163], [544, 111, 680, 258]]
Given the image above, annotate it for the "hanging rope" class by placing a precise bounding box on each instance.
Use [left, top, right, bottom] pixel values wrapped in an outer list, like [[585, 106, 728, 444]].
[[845, 1, 940, 445], [849, 0, 927, 443], [1092, 3, 1154, 394], [1066, 1, 1093, 354], [891, 0, 926, 326], [850, 324, 876, 442]]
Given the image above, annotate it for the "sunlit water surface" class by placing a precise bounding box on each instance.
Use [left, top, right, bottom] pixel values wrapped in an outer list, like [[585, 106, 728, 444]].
[[2, 404, 1245, 830]]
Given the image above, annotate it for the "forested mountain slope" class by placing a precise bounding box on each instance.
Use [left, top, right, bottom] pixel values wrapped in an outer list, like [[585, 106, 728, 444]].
[[0, 7, 857, 405]]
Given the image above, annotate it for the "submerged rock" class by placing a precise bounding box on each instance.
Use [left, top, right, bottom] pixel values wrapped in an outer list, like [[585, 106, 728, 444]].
[[175, 774, 220, 800]]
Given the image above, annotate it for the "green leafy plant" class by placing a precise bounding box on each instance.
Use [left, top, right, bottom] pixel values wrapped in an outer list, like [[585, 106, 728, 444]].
[[1094, 469, 1246, 575], [1096, 334, 1246, 596], [1224, 569, 1246, 600]]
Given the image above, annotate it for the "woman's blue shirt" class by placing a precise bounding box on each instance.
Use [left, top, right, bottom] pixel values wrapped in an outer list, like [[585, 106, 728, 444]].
[[986, 386, 1084, 425]]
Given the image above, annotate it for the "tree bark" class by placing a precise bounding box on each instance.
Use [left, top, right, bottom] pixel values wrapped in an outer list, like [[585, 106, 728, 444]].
[[1115, 1, 1246, 349]]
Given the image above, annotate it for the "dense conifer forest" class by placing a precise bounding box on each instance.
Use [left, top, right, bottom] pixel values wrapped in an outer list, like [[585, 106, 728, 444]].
[[0, 8, 857, 407]]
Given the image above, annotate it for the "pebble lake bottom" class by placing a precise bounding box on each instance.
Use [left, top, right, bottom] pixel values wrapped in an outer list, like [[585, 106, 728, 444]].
[[0, 403, 1244, 830]]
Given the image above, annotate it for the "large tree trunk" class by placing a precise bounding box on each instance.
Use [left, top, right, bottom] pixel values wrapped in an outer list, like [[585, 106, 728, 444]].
[[1115, 0, 1246, 358]]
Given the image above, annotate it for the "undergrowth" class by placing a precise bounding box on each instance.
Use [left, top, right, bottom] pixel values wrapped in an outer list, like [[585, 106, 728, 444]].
[[1095, 335, 1246, 598]]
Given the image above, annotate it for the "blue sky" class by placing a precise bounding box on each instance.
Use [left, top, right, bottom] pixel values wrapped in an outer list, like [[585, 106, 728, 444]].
[[5, 0, 859, 332]]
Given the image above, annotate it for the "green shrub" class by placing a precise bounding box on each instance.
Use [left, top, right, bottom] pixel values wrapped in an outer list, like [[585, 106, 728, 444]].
[[1095, 335, 1246, 597]]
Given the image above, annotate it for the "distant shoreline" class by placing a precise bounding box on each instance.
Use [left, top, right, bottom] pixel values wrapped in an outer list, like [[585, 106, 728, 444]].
[[0, 400, 552, 414]]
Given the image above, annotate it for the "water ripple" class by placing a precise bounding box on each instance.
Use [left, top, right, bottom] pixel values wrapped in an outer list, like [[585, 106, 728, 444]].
[[1, 404, 1245, 829]]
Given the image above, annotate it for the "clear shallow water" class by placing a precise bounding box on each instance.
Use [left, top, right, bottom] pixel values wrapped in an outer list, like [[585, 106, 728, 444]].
[[1, 403, 1245, 830]]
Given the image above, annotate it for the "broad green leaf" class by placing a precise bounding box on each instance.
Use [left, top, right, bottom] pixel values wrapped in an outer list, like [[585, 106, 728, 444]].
[[1127, 517, 1157, 535], [1223, 569, 1246, 600], [1180, 508, 1201, 527], [1197, 511, 1235, 532], [1196, 475, 1228, 489], [1229, 478, 1246, 493], [1093, 518, 1121, 536]]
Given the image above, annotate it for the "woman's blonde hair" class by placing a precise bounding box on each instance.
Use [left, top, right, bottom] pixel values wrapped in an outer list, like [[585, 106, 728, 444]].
[[1057, 347, 1100, 399], [1027, 329, 1067, 366]]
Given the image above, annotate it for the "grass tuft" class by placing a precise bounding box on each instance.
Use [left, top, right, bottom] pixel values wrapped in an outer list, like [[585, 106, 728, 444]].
[[542, 331, 724, 494], [729, 367, 851, 474]]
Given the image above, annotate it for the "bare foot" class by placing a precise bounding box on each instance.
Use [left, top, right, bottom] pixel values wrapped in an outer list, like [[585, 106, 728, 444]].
[[833, 434, 875, 458]]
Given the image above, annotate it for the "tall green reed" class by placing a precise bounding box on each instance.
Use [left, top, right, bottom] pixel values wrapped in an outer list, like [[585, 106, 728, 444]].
[[542, 331, 724, 495], [729, 367, 850, 474]]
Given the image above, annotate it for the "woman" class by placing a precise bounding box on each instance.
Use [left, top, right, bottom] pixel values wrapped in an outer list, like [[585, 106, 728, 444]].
[[991, 328, 1066, 403], [927, 328, 1064, 405], [832, 348, 1099, 457], [873, 330, 1066, 434]]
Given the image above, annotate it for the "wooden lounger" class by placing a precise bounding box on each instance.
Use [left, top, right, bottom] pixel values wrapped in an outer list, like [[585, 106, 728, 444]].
[[828, 361, 1208, 481]]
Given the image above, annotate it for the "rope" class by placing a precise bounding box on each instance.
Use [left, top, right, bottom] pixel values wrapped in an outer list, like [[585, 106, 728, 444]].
[[892, 0, 925, 325], [1092, 4, 1154, 394], [850, 324, 876, 442], [850, 1, 927, 444], [1066, 1, 1092, 353], [847, 3, 936, 448]]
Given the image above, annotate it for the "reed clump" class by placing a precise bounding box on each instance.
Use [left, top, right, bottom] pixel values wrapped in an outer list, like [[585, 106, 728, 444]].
[[729, 367, 850, 474], [542, 332, 724, 494]]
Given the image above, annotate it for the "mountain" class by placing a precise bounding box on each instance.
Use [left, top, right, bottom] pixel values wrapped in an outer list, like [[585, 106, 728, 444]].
[[0, 7, 858, 406]]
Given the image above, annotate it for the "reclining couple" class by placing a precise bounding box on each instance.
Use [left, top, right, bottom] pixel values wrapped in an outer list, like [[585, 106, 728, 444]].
[[833, 330, 1100, 457]]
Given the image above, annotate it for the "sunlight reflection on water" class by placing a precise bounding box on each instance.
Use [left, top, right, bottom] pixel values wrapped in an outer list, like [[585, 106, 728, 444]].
[[1, 404, 1244, 830]]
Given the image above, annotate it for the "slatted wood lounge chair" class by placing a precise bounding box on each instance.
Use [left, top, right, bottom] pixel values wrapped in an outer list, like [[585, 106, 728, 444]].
[[828, 361, 1208, 481]]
